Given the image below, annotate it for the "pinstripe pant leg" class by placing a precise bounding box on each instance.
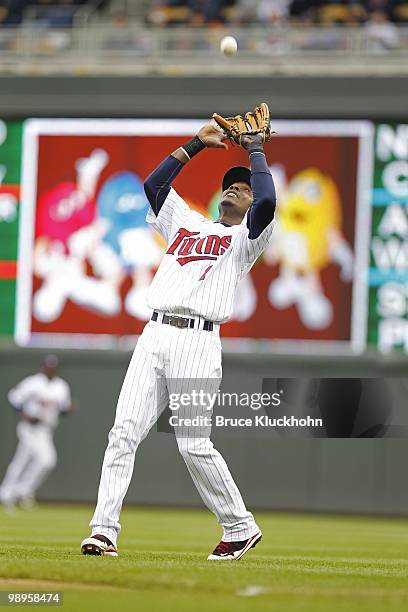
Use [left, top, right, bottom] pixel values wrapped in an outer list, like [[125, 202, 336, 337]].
[[169, 327, 259, 542], [176, 435, 259, 542], [90, 323, 168, 546]]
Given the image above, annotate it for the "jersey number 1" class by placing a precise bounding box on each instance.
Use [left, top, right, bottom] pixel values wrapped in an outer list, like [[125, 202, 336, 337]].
[[199, 265, 213, 281]]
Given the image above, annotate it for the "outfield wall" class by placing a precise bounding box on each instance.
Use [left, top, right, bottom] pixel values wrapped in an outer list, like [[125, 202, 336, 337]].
[[0, 75, 407, 119], [0, 347, 407, 515]]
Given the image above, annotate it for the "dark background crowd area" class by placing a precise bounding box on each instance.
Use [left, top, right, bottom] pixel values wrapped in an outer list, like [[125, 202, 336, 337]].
[[148, 0, 408, 26], [0, 0, 407, 29], [0, 0, 108, 26]]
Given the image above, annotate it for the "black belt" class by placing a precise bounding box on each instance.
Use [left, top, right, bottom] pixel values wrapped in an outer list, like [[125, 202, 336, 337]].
[[151, 311, 214, 332]]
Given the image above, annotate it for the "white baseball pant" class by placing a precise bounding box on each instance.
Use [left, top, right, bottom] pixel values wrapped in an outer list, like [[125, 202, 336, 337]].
[[90, 319, 259, 545], [0, 421, 57, 504]]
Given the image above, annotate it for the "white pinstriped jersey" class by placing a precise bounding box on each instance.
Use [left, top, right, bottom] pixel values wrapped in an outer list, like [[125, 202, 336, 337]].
[[146, 188, 274, 322], [8, 374, 71, 429]]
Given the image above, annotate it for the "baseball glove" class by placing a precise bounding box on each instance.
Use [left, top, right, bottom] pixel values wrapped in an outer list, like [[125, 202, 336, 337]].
[[212, 102, 273, 146]]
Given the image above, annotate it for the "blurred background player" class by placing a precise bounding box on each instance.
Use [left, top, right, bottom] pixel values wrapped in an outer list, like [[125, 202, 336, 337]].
[[0, 355, 76, 510]]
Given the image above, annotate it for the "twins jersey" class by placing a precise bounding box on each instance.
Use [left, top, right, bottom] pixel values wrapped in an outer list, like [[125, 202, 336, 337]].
[[8, 373, 71, 429], [146, 188, 274, 322]]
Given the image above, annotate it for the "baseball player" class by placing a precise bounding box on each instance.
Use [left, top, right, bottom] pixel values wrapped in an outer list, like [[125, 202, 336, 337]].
[[81, 106, 276, 560], [0, 355, 74, 510]]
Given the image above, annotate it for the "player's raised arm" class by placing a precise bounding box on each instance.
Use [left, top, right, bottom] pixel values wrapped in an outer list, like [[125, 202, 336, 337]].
[[243, 133, 277, 239], [212, 103, 276, 239], [143, 120, 228, 216]]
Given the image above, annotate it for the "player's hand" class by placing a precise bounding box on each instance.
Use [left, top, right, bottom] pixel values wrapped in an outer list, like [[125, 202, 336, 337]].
[[70, 399, 80, 413], [22, 414, 41, 425], [197, 120, 228, 150], [240, 133, 265, 152]]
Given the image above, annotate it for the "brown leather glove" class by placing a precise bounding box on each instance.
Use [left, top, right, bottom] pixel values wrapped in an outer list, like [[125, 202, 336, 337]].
[[212, 102, 274, 147]]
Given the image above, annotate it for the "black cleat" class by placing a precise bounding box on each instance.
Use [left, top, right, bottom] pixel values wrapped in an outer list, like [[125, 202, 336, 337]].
[[81, 534, 118, 557], [207, 531, 262, 560]]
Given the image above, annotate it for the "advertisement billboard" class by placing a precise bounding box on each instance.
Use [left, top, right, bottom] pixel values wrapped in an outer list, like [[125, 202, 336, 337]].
[[0, 120, 22, 337], [367, 124, 408, 353], [16, 119, 373, 349]]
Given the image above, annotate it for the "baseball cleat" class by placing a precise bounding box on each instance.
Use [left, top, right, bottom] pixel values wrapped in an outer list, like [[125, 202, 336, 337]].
[[81, 534, 118, 557], [19, 496, 36, 509], [207, 531, 262, 560]]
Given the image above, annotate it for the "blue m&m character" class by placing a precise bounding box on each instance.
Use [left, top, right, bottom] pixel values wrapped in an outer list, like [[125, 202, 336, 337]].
[[97, 171, 149, 255]]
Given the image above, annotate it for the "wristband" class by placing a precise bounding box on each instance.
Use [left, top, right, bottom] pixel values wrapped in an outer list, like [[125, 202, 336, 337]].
[[180, 136, 206, 160], [246, 142, 264, 155]]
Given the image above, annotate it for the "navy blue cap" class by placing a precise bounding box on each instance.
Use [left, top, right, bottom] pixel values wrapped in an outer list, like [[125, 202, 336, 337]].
[[222, 166, 252, 192], [43, 354, 59, 368]]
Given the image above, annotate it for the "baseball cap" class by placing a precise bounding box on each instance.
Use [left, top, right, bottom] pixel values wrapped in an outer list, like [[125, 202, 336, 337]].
[[43, 354, 59, 369], [222, 166, 252, 192]]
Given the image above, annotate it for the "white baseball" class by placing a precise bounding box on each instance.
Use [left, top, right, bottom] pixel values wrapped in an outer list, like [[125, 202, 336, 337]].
[[220, 36, 237, 56]]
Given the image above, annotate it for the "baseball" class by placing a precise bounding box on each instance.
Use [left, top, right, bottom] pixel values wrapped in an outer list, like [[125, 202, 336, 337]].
[[220, 36, 238, 56]]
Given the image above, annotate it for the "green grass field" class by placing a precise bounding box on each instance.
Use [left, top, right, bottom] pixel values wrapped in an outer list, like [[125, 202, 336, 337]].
[[0, 504, 407, 612]]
